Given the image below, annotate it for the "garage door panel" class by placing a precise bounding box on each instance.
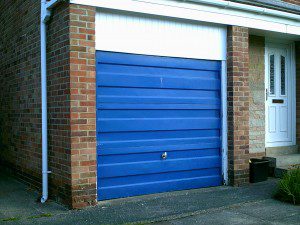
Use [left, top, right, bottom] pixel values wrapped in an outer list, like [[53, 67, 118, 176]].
[[98, 141, 221, 156], [98, 73, 220, 90], [98, 96, 220, 105], [98, 64, 220, 79], [99, 168, 221, 188], [97, 51, 221, 71], [99, 103, 220, 110], [98, 156, 221, 178], [98, 87, 220, 98], [99, 129, 219, 141], [99, 134, 220, 147], [99, 148, 220, 164], [98, 118, 221, 132], [98, 176, 222, 200], [97, 51, 222, 200], [99, 109, 220, 118]]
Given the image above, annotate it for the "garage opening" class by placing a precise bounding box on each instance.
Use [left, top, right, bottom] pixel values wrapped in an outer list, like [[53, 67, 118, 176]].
[[95, 10, 227, 200]]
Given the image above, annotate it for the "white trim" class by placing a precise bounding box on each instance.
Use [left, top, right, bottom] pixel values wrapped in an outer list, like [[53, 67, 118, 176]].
[[221, 60, 228, 185], [189, 0, 300, 21], [265, 42, 296, 148], [70, 0, 300, 35], [96, 10, 227, 60]]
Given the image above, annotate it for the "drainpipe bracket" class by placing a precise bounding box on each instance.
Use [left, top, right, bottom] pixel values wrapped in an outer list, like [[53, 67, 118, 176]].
[[41, 9, 51, 23]]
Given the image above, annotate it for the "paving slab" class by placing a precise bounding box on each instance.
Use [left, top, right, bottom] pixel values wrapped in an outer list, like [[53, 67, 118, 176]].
[[156, 199, 300, 225], [235, 199, 300, 221], [156, 210, 272, 225]]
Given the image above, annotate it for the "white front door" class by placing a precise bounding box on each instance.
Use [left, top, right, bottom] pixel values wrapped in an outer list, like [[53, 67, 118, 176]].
[[265, 44, 295, 147]]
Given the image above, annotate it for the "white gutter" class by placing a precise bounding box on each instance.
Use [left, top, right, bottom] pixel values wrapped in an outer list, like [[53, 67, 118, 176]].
[[40, 0, 60, 204], [70, 0, 300, 22], [187, 0, 300, 21]]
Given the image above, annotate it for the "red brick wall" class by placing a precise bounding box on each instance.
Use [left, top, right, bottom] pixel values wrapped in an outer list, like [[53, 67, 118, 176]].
[[47, 2, 72, 205], [227, 26, 250, 186], [69, 4, 97, 209], [0, 1, 43, 188], [0, 2, 97, 209]]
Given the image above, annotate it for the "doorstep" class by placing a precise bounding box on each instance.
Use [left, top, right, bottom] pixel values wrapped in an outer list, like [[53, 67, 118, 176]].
[[264, 146, 300, 178]]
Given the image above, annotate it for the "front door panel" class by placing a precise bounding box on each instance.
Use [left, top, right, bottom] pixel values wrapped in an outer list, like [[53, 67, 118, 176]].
[[266, 45, 293, 147]]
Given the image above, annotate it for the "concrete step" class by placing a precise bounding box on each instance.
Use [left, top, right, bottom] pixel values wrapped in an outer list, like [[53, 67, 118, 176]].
[[274, 167, 287, 178], [266, 145, 298, 157], [275, 153, 300, 168], [274, 165, 300, 178]]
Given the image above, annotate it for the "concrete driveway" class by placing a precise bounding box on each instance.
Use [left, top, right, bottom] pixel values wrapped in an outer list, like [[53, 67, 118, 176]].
[[0, 170, 299, 225]]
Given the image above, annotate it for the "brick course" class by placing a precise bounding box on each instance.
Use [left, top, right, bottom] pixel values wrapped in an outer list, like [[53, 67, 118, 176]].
[[227, 26, 250, 186]]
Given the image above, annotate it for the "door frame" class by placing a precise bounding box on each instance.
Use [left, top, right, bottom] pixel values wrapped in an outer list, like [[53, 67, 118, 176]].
[[221, 60, 228, 185], [265, 41, 296, 148]]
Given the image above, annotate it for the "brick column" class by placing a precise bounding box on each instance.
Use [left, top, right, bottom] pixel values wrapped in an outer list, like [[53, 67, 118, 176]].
[[227, 26, 250, 186], [69, 4, 97, 209]]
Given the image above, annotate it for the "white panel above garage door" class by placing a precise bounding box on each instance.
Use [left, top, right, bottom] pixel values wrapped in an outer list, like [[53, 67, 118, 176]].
[[96, 10, 227, 60]]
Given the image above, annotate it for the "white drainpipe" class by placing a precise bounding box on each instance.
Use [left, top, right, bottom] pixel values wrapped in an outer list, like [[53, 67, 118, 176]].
[[40, 0, 60, 204]]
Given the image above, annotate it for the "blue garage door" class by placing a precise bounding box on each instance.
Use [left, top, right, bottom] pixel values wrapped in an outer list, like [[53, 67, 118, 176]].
[[96, 51, 222, 200]]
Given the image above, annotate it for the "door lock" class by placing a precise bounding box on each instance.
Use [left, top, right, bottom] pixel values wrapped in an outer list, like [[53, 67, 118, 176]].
[[161, 152, 167, 160]]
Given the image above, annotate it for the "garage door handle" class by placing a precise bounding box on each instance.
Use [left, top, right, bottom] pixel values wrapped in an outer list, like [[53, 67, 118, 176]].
[[161, 152, 167, 160]]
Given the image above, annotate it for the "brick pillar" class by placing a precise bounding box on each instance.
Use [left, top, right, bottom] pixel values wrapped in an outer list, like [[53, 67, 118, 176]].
[[227, 26, 250, 186], [69, 4, 97, 209]]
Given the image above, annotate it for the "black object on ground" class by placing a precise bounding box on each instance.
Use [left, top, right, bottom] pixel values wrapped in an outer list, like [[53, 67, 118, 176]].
[[250, 158, 270, 183]]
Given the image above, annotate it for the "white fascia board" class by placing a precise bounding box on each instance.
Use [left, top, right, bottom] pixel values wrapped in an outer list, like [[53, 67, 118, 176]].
[[70, 0, 300, 36]]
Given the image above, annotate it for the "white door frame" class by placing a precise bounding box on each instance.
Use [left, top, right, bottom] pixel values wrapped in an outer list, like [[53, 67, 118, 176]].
[[221, 60, 228, 185], [265, 41, 296, 148]]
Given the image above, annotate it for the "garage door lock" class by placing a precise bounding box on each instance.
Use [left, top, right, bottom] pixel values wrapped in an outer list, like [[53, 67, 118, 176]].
[[161, 152, 168, 160]]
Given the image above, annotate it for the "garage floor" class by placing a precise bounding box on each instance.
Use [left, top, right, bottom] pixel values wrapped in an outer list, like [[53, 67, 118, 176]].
[[0, 170, 299, 225]]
